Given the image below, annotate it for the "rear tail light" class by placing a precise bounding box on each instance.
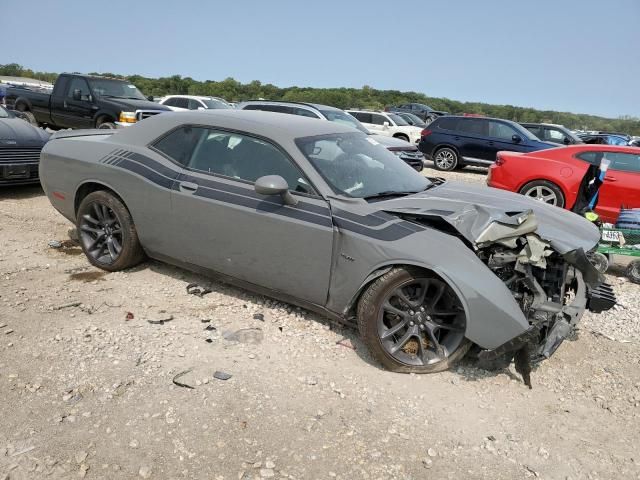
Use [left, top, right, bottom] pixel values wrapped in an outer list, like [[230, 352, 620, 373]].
[[495, 153, 505, 166], [421, 129, 432, 138]]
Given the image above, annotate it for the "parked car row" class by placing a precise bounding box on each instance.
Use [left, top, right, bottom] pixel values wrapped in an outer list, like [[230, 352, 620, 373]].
[[237, 101, 425, 171]]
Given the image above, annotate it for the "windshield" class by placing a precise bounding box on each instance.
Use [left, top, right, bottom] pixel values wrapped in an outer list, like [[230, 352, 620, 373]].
[[387, 113, 410, 126], [296, 132, 430, 198], [203, 98, 232, 109], [512, 122, 540, 141], [318, 109, 370, 134], [400, 113, 426, 127], [89, 79, 147, 100]]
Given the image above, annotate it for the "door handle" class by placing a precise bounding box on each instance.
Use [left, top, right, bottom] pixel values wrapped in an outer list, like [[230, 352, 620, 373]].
[[604, 177, 617, 182], [179, 181, 198, 193], [487, 141, 495, 146], [454, 136, 460, 141]]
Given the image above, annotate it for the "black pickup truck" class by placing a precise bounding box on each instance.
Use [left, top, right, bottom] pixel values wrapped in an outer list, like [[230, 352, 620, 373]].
[[5, 74, 170, 129]]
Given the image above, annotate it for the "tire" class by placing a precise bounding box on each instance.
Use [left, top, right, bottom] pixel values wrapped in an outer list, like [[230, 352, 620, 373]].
[[19, 111, 38, 126], [519, 180, 565, 208], [76, 191, 145, 272], [357, 267, 471, 373], [627, 260, 640, 284], [432, 147, 459, 171], [394, 134, 410, 142], [588, 252, 609, 273], [97, 121, 117, 130]]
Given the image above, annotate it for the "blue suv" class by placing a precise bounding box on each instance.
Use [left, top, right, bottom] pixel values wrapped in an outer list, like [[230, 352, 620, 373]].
[[419, 116, 556, 171]]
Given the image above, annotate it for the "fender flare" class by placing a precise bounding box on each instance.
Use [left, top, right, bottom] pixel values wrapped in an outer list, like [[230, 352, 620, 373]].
[[344, 258, 530, 349]]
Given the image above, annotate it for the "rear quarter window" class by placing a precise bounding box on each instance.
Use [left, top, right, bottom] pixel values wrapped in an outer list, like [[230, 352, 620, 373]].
[[434, 117, 458, 131]]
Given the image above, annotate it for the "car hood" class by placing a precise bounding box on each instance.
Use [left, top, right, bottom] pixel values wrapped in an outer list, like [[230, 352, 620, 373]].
[[0, 118, 50, 146], [371, 134, 418, 150], [377, 180, 600, 254], [98, 97, 171, 112]]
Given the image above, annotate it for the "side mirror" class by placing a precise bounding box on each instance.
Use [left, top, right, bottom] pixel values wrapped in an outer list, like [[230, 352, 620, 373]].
[[197, 106, 205, 111], [563, 136, 571, 145], [72, 89, 82, 101], [383, 121, 390, 128], [147, 95, 154, 102], [254, 175, 298, 206], [512, 134, 522, 144]]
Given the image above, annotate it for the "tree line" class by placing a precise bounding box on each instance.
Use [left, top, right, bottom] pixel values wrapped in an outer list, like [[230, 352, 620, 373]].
[[2, 63, 638, 135]]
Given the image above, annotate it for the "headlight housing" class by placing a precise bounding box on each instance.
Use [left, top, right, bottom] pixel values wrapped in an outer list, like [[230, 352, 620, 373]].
[[119, 111, 137, 124]]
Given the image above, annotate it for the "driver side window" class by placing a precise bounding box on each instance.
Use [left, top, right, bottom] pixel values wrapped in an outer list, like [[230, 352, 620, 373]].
[[154, 127, 316, 195], [67, 78, 91, 101]]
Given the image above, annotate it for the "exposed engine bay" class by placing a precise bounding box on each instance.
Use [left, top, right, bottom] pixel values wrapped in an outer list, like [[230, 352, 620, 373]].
[[473, 211, 616, 387], [390, 205, 617, 387]]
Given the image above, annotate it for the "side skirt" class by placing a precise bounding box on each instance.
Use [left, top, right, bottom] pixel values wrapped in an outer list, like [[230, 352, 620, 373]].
[[145, 251, 349, 325]]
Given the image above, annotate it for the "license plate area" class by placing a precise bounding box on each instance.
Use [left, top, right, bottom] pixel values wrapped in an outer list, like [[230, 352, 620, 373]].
[[3, 165, 30, 179]]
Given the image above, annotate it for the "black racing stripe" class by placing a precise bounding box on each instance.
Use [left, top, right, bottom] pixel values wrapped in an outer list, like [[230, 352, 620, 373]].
[[111, 154, 332, 228], [116, 159, 174, 189], [333, 208, 395, 227], [195, 188, 333, 228], [334, 218, 418, 241], [121, 151, 331, 217]]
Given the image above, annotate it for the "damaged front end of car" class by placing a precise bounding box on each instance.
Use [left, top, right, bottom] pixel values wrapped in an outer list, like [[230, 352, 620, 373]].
[[388, 204, 616, 387]]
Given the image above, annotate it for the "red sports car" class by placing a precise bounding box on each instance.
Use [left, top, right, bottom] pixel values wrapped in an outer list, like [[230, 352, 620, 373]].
[[488, 145, 640, 223]]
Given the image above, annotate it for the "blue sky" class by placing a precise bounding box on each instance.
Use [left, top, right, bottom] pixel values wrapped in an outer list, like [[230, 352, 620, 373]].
[[2, 0, 638, 118]]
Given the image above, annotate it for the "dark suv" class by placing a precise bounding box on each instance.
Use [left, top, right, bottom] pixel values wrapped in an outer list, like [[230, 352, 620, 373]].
[[386, 103, 447, 124], [419, 116, 556, 171]]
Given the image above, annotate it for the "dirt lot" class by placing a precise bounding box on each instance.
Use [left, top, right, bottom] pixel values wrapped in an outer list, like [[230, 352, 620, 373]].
[[1, 164, 639, 480]]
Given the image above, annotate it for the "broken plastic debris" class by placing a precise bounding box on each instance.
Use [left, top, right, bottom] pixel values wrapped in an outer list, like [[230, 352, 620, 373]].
[[213, 371, 232, 381], [204, 325, 216, 331], [253, 313, 265, 321], [147, 315, 174, 325], [172, 369, 195, 389], [186, 283, 212, 297], [125, 312, 134, 321], [48, 240, 62, 249], [336, 338, 356, 350]]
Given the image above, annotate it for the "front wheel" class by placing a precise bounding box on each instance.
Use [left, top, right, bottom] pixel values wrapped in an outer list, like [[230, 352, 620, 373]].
[[433, 147, 458, 171], [357, 267, 470, 373], [97, 121, 117, 129], [76, 191, 145, 272], [627, 260, 640, 284], [519, 180, 565, 208]]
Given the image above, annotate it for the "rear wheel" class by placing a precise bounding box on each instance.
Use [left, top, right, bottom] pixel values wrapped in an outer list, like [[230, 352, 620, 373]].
[[358, 267, 470, 373], [76, 191, 145, 272], [19, 111, 38, 126], [519, 180, 565, 208], [433, 147, 458, 171]]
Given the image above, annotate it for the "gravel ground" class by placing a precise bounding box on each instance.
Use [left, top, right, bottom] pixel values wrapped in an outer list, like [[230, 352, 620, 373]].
[[1, 166, 639, 479]]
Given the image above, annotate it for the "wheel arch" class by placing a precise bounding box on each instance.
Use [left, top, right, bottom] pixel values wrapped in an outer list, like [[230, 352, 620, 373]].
[[94, 112, 117, 127], [344, 261, 471, 325], [74, 181, 128, 217], [13, 97, 32, 112], [392, 133, 410, 140], [517, 177, 569, 206], [433, 143, 460, 157]]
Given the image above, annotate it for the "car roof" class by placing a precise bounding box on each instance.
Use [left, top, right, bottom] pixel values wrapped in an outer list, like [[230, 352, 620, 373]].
[[162, 95, 225, 101], [547, 144, 640, 154], [114, 110, 359, 146], [521, 122, 567, 128], [239, 100, 323, 110]]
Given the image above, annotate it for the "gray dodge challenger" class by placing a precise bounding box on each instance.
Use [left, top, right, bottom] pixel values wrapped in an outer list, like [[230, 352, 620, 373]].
[[40, 110, 615, 384]]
